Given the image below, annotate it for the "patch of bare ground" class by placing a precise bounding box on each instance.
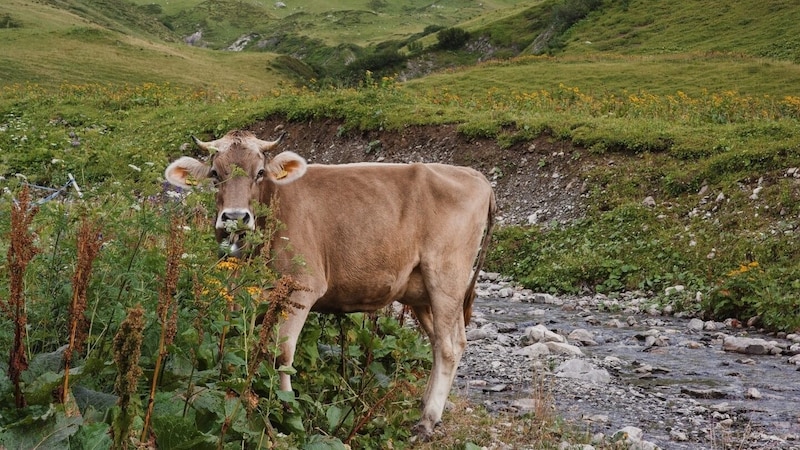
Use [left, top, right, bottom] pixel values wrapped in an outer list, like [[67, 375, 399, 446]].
[[248, 117, 602, 225]]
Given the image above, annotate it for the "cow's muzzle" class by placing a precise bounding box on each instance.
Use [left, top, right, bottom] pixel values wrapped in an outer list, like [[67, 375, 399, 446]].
[[216, 208, 255, 257]]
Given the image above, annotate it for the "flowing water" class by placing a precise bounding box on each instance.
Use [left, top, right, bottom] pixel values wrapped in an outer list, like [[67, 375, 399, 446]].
[[462, 295, 800, 448]]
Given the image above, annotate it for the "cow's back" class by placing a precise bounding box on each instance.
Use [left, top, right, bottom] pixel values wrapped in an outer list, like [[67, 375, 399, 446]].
[[265, 162, 493, 313]]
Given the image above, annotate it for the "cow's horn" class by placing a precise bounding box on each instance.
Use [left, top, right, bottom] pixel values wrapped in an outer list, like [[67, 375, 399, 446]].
[[192, 136, 220, 154], [257, 131, 286, 153]]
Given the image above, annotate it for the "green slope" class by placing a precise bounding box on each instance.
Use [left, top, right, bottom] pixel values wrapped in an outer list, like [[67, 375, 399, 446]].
[[0, 0, 292, 91], [561, 0, 800, 62]]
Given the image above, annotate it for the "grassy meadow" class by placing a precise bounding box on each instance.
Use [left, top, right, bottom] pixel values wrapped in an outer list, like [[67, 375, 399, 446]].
[[1, 0, 799, 448]]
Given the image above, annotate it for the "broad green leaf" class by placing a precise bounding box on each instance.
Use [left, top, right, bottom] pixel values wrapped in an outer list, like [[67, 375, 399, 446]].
[[152, 414, 216, 450], [325, 405, 344, 431], [69, 422, 113, 450], [277, 364, 296, 375], [303, 434, 347, 450]]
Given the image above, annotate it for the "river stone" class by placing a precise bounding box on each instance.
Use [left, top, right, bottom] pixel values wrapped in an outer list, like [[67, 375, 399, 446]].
[[511, 398, 543, 412], [613, 426, 659, 450], [522, 324, 566, 345], [495, 322, 518, 333], [546, 341, 584, 356], [680, 387, 728, 399], [568, 328, 598, 346], [482, 271, 501, 281], [615, 426, 643, 441], [555, 359, 610, 384], [688, 318, 704, 331], [789, 354, 800, 366], [664, 285, 685, 296], [513, 342, 550, 358], [746, 387, 762, 399], [466, 323, 498, 341], [670, 430, 688, 441], [722, 336, 781, 355], [530, 293, 563, 305]]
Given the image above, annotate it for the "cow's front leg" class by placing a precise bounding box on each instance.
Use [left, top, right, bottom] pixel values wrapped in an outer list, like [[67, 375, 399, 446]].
[[275, 304, 311, 392]]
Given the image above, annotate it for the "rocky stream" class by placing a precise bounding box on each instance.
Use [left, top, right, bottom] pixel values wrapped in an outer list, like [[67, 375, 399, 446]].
[[458, 274, 800, 450]]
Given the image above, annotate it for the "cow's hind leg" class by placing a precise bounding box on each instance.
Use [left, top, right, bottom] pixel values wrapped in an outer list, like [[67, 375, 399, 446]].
[[411, 305, 436, 407], [413, 293, 467, 441]]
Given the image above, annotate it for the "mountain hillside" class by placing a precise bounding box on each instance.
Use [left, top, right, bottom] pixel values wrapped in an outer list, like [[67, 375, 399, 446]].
[[561, 0, 800, 62]]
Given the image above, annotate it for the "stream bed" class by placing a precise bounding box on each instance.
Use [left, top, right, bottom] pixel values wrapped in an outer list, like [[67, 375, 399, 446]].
[[456, 280, 800, 449]]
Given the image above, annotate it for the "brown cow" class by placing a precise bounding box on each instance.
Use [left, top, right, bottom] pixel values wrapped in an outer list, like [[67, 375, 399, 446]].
[[164, 129, 495, 440]]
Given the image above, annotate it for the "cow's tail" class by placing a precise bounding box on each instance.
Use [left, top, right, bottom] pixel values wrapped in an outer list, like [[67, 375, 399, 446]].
[[464, 190, 496, 326]]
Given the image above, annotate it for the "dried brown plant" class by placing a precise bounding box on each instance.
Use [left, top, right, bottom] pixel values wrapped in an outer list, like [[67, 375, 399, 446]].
[[3, 187, 41, 408], [62, 217, 103, 403], [248, 274, 306, 376], [142, 215, 184, 442], [112, 304, 145, 450], [113, 304, 145, 408]]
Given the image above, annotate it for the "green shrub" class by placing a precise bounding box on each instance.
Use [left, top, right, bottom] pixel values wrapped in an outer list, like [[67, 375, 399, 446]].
[[437, 27, 470, 50]]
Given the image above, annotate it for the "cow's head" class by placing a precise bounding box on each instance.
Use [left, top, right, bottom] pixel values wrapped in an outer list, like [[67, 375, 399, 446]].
[[164, 130, 307, 256]]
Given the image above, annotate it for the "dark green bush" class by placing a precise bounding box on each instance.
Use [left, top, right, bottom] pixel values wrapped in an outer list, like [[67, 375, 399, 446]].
[[437, 27, 470, 50]]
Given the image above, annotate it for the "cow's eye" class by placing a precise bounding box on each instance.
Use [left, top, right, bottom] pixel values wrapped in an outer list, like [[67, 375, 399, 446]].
[[256, 169, 265, 179]]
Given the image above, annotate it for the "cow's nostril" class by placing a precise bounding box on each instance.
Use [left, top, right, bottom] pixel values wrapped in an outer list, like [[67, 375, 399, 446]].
[[221, 210, 249, 223]]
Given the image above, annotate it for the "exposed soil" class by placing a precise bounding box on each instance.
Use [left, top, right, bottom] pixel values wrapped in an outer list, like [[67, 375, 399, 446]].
[[248, 118, 600, 225]]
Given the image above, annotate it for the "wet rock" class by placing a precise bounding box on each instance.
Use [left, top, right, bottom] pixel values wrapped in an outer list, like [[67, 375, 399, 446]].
[[521, 324, 566, 345], [670, 430, 688, 441], [613, 426, 658, 450], [664, 285, 685, 296], [482, 384, 509, 392], [568, 328, 598, 346], [482, 271, 501, 281], [788, 354, 800, 366], [467, 323, 498, 341], [511, 398, 543, 412], [529, 293, 563, 305], [746, 387, 762, 399], [513, 342, 550, 358], [498, 287, 514, 298], [495, 322, 518, 333], [722, 336, 782, 355], [688, 318, 704, 331], [555, 359, 610, 384], [680, 340, 704, 349], [680, 387, 728, 399], [546, 341, 584, 356]]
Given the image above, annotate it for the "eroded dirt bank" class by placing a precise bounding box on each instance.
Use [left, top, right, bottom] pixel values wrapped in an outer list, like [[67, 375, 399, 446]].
[[248, 118, 592, 225]]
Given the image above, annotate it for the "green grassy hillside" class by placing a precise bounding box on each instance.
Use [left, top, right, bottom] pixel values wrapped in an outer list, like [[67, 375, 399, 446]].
[[129, 0, 527, 47], [0, 0, 293, 91], [562, 0, 800, 62]]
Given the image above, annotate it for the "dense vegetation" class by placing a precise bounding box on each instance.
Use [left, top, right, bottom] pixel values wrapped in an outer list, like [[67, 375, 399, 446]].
[[1, 0, 799, 448]]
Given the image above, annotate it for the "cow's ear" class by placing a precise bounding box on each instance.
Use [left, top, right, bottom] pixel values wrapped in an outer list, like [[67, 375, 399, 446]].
[[164, 156, 211, 189], [266, 151, 307, 185]]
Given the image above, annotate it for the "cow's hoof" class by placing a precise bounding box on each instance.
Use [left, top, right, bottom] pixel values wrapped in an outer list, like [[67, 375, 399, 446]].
[[412, 422, 434, 442]]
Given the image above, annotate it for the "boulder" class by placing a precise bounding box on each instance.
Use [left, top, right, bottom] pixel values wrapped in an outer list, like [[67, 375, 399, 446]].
[[568, 328, 598, 346], [513, 342, 551, 358], [555, 359, 610, 384], [722, 336, 781, 355], [546, 341, 584, 356], [521, 324, 566, 345]]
